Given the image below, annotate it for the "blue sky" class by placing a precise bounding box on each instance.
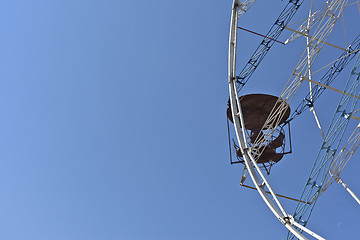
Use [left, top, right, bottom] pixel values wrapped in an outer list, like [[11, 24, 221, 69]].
[[0, 0, 359, 239]]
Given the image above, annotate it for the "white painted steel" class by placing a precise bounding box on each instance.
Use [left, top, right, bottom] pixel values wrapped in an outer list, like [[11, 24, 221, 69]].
[[237, 0, 257, 17], [228, 0, 360, 239], [320, 123, 360, 204], [306, 0, 327, 141], [248, 0, 350, 178], [337, 178, 360, 205], [291, 219, 326, 240], [227, 1, 324, 239]]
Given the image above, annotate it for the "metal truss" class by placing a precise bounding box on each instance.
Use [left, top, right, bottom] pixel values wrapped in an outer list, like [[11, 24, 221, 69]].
[[285, 2, 327, 44], [228, 1, 324, 239], [289, 35, 360, 121], [280, 0, 349, 102], [235, 0, 304, 93], [251, 0, 350, 165], [237, 0, 257, 17], [288, 53, 360, 240], [228, 0, 359, 239], [321, 122, 360, 205], [284, 1, 349, 50]]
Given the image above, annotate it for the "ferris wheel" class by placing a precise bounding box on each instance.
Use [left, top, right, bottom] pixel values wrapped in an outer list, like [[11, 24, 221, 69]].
[[227, 0, 360, 239]]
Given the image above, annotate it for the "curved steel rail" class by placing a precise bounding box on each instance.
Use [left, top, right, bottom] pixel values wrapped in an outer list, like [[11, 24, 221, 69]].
[[228, 1, 324, 239]]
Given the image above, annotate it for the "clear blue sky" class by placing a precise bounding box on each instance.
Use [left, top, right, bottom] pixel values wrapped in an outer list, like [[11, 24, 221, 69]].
[[0, 0, 359, 239]]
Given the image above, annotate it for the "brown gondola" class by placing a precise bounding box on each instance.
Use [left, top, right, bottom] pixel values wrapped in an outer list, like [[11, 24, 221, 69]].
[[227, 93, 292, 174]]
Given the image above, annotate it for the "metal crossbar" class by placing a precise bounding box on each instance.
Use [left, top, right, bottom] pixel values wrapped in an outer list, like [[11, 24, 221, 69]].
[[235, 0, 304, 93]]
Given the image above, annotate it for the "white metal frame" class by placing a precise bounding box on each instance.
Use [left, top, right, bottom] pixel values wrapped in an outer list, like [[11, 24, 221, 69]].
[[228, 1, 325, 239]]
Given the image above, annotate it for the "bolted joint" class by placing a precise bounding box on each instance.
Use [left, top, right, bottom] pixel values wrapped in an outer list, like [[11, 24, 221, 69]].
[[283, 216, 291, 225], [283, 215, 295, 225]]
